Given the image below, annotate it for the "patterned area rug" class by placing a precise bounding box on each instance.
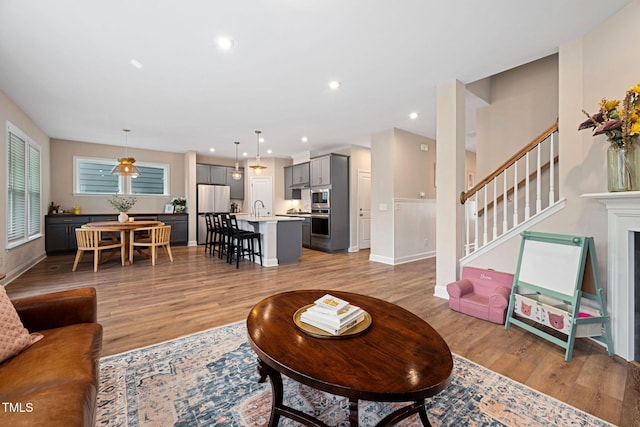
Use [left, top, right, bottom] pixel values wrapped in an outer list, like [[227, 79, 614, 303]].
[[97, 321, 613, 426]]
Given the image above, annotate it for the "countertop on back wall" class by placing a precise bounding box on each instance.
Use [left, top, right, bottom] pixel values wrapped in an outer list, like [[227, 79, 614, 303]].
[[276, 213, 311, 218]]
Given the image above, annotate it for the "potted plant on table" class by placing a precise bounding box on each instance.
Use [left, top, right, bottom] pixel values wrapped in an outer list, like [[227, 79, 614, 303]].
[[108, 195, 137, 222], [171, 197, 187, 214]]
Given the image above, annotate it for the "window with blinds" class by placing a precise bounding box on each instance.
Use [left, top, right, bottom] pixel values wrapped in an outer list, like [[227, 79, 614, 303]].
[[75, 159, 121, 194], [131, 165, 167, 195], [7, 122, 41, 248], [74, 157, 168, 196]]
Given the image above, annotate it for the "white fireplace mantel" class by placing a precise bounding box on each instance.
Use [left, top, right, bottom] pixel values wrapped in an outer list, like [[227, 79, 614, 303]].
[[581, 191, 640, 361]]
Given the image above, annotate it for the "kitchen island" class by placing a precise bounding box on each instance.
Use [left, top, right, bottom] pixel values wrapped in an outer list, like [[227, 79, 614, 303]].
[[235, 214, 303, 266]]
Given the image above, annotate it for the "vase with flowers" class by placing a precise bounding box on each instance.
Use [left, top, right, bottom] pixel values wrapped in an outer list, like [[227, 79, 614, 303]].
[[108, 195, 137, 222], [171, 196, 187, 214], [579, 84, 640, 192]]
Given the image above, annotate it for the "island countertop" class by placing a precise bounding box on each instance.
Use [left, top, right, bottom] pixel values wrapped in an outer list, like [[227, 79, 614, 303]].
[[234, 214, 304, 222]]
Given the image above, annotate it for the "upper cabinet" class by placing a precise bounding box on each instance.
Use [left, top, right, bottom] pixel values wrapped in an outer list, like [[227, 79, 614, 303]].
[[310, 155, 331, 186], [226, 168, 245, 199], [284, 161, 310, 200], [292, 162, 310, 187], [196, 163, 244, 199]]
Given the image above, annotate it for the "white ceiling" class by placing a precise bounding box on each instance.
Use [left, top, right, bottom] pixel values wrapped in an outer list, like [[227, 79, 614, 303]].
[[0, 0, 630, 159]]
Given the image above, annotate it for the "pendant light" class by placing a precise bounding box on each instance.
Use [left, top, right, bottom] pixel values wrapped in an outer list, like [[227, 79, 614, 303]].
[[230, 141, 243, 180], [249, 130, 267, 175], [111, 129, 141, 177]]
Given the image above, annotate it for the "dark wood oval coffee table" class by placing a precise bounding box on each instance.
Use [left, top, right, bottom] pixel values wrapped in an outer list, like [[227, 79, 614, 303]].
[[246, 290, 453, 427]]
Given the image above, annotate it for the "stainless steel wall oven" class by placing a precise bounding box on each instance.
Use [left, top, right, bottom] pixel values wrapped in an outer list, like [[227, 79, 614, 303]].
[[310, 210, 330, 238]]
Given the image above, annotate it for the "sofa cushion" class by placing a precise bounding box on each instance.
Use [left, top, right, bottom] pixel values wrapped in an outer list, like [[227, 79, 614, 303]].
[[0, 323, 102, 399], [0, 380, 97, 427], [0, 286, 43, 363]]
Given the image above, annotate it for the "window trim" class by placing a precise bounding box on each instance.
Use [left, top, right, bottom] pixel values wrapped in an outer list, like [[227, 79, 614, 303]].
[[6, 121, 42, 249]]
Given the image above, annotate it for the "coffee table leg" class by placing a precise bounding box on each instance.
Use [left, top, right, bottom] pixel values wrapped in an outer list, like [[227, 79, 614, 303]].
[[375, 401, 432, 427], [256, 358, 331, 427], [348, 399, 358, 426], [257, 359, 283, 427]]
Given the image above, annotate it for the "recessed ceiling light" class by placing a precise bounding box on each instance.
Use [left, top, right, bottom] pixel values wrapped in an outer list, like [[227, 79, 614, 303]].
[[130, 59, 143, 69], [409, 112, 419, 120], [259, 137, 265, 143], [209, 148, 215, 152], [267, 149, 272, 154], [217, 37, 234, 50], [301, 136, 308, 142], [328, 80, 341, 90], [242, 152, 248, 157]]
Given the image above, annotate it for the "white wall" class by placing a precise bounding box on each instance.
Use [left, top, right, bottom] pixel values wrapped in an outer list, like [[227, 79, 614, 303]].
[[370, 128, 437, 264], [476, 54, 559, 178]]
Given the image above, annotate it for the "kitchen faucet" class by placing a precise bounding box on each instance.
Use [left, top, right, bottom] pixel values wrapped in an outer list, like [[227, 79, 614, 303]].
[[253, 199, 265, 217]]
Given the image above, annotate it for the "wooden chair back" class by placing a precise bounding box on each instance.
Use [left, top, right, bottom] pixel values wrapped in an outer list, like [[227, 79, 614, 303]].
[[130, 225, 173, 265], [73, 228, 124, 272]]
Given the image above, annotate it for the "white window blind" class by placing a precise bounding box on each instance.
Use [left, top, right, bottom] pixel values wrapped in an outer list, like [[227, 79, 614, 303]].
[[131, 164, 167, 195], [75, 158, 120, 194], [7, 122, 41, 248]]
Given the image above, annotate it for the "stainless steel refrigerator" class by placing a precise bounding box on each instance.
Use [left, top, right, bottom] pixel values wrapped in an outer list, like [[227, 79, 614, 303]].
[[197, 184, 230, 244]]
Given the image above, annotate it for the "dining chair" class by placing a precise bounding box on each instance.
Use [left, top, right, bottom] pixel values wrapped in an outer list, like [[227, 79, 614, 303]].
[[129, 225, 173, 266], [73, 228, 125, 272]]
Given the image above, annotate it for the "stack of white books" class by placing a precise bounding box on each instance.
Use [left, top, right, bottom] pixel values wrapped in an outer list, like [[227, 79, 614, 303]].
[[300, 294, 366, 335]]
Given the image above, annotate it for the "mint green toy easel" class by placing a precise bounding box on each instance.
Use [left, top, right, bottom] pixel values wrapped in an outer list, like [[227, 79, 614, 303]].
[[505, 231, 614, 362]]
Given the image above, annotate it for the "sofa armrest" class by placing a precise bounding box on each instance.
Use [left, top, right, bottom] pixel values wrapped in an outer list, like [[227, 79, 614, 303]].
[[488, 286, 511, 308], [12, 287, 98, 332], [447, 279, 474, 298]]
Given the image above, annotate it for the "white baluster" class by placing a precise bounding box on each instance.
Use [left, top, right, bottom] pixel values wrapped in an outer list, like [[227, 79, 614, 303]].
[[465, 196, 470, 256], [536, 143, 542, 213], [525, 152, 530, 220], [492, 179, 497, 240], [549, 132, 555, 204], [474, 192, 479, 253], [483, 186, 488, 246], [513, 160, 519, 227], [503, 170, 508, 235]]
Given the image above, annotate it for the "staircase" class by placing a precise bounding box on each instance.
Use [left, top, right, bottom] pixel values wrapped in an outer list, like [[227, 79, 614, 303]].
[[459, 121, 563, 262]]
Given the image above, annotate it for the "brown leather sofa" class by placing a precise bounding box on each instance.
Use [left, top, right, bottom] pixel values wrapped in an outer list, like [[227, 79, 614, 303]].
[[0, 287, 103, 426]]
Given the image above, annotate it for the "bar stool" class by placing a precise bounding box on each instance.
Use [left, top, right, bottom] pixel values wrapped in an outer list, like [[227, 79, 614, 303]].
[[224, 214, 263, 268], [210, 213, 226, 257], [204, 213, 214, 254]]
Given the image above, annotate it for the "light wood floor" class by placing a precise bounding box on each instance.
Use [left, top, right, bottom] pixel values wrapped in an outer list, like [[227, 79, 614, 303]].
[[6, 246, 639, 426]]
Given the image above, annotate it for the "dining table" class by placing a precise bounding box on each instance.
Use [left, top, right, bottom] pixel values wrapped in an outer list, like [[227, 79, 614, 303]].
[[83, 220, 162, 265]]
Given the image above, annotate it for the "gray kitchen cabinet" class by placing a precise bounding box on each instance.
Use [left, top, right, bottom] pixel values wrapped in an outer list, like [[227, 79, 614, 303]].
[[210, 166, 227, 185], [45, 215, 88, 253], [226, 167, 245, 199], [158, 214, 188, 244], [196, 164, 229, 185], [301, 217, 311, 248], [197, 163, 245, 199], [196, 164, 211, 184], [284, 166, 294, 200], [292, 162, 310, 186], [310, 155, 331, 186]]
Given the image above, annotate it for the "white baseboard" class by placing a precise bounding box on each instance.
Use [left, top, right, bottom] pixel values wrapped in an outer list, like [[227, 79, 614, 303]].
[[2, 252, 47, 286], [369, 251, 435, 265]]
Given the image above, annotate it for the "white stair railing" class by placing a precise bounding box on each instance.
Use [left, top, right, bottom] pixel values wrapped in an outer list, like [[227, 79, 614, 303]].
[[461, 122, 559, 256]]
